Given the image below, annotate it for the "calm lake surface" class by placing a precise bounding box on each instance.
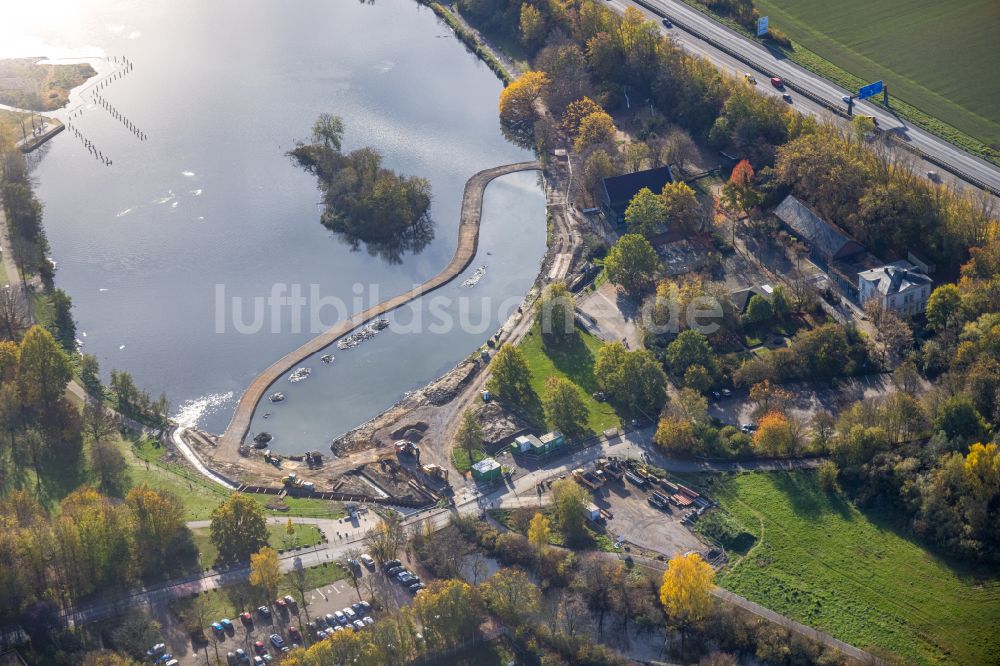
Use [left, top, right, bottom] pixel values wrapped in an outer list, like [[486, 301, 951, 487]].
[[17, 0, 546, 450]]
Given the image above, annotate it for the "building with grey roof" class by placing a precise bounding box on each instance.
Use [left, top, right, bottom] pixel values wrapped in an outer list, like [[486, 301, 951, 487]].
[[773, 195, 865, 265], [858, 260, 933, 317]]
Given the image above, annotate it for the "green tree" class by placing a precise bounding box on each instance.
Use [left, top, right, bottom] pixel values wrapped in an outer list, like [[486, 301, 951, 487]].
[[537, 281, 576, 342], [90, 439, 129, 497], [666, 330, 714, 376], [624, 187, 667, 237], [49, 288, 76, 352], [604, 233, 658, 293], [454, 408, 483, 465], [683, 364, 712, 392], [17, 325, 72, 411], [926, 284, 963, 332], [934, 396, 987, 445], [583, 149, 616, 204], [209, 494, 267, 563], [311, 113, 344, 150], [550, 477, 590, 546], [479, 568, 541, 626], [542, 376, 589, 436], [412, 580, 484, 649], [595, 343, 668, 416], [485, 344, 535, 406], [742, 294, 773, 325]]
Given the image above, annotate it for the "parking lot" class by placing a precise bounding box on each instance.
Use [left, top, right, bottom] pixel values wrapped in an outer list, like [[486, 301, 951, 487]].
[[167, 557, 422, 665]]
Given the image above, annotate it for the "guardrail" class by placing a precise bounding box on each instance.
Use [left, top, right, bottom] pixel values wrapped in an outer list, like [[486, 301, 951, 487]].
[[632, 0, 1000, 196]]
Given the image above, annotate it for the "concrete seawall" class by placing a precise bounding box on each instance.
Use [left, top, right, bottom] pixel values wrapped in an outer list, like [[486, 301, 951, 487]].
[[217, 160, 542, 455]]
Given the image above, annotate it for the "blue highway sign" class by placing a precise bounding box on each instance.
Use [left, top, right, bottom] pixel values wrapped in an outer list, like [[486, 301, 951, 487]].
[[858, 80, 884, 100]]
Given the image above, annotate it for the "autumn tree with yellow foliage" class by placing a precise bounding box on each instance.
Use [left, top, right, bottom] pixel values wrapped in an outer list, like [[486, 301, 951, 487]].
[[527, 511, 552, 552], [752, 411, 797, 457], [660, 552, 715, 656], [249, 546, 281, 603], [498, 71, 549, 129], [574, 110, 616, 152]]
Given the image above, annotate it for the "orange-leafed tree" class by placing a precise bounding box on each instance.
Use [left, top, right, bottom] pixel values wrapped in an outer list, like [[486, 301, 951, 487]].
[[499, 71, 549, 129], [753, 411, 797, 456]]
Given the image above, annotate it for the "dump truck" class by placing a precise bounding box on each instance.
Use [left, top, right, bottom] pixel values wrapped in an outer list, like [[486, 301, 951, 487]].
[[573, 468, 605, 490]]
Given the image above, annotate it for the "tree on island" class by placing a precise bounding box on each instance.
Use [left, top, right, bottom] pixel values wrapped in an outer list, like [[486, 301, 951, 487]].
[[289, 115, 434, 263]]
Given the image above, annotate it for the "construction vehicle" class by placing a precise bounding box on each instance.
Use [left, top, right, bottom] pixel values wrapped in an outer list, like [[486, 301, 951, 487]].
[[395, 440, 418, 457], [263, 450, 281, 466], [597, 457, 625, 481], [421, 464, 449, 481], [573, 468, 605, 490]]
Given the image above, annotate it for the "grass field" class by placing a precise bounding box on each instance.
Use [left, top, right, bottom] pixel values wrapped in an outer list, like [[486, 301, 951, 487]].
[[754, 0, 1000, 149], [190, 523, 324, 569], [702, 471, 1000, 665], [171, 561, 349, 633], [517, 322, 620, 434]]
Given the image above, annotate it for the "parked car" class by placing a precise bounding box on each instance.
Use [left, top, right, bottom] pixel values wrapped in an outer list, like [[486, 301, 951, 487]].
[[274, 598, 287, 611], [408, 582, 426, 594], [357, 601, 372, 614], [227, 652, 238, 666], [347, 558, 360, 570], [234, 648, 251, 664], [360, 554, 375, 570], [770, 76, 783, 88], [333, 610, 347, 625], [256, 606, 271, 620], [324, 613, 336, 627], [147, 644, 166, 658], [343, 607, 357, 621], [212, 622, 225, 635], [269, 634, 285, 651], [383, 559, 401, 572], [253, 640, 267, 655], [283, 594, 297, 608], [352, 620, 365, 631], [221, 618, 235, 633], [240, 612, 252, 625], [333, 625, 345, 632], [362, 616, 375, 626], [288, 626, 302, 644], [387, 566, 404, 576], [253, 658, 264, 666]]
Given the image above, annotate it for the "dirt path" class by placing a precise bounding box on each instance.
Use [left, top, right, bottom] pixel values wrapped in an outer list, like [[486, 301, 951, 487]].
[[216, 161, 542, 461]]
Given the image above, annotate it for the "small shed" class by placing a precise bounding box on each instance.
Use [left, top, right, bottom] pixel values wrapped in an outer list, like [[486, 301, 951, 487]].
[[539, 431, 566, 453], [471, 457, 501, 482], [585, 503, 601, 522]]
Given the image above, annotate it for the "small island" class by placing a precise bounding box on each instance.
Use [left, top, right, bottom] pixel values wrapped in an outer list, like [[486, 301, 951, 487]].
[[289, 114, 434, 260]]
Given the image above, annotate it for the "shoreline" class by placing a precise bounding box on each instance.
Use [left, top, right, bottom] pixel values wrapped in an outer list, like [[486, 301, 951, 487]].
[[216, 160, 543, 458]]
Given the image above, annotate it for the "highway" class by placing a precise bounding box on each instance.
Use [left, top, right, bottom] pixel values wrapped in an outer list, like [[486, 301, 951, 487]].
[[607, 0, 1000, 195]]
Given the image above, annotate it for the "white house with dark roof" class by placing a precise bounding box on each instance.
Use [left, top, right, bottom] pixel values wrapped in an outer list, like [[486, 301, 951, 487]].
[[858, 260, 933, 316]]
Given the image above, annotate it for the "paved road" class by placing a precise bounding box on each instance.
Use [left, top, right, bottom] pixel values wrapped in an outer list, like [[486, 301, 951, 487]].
[[61, 514, 379, 628], [610, 0, 1000, 195]]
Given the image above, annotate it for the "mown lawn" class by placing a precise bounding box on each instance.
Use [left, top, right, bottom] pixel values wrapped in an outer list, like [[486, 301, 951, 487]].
[[517, 322, 619, 435], [190, 523, 324, 569], [703, 471, 1000, 665], [754, 0, 1000, 148]]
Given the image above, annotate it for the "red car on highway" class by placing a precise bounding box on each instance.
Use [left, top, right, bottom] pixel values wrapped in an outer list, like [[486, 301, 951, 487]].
[[770, 77, 784, 89]]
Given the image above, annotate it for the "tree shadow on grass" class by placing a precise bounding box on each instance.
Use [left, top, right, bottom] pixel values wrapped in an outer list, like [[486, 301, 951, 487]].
[[541, 330, 598, 393], [771, 470, 854, 521]]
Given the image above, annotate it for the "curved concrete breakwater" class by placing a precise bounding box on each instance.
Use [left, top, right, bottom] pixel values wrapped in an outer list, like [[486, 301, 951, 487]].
[[218, 160, 543, 455]]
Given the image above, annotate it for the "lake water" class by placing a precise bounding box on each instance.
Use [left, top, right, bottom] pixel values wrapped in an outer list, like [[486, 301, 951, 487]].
[[15, 0, 546, 450]]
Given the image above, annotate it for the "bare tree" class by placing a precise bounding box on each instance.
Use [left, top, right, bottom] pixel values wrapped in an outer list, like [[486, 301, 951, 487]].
[[363, 514, 404, 567], [0, 286, 27, 341], [289, 560, 312, 623], [344, 546, 364, 602]]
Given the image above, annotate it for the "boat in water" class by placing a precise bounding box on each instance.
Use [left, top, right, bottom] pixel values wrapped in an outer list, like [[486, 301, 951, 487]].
[[462, 265, 486, 288], [337, 319, 390, 350], [269, 391, 286, 402], [288, 367, 312, 383], [321, 354, 335, 364]]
